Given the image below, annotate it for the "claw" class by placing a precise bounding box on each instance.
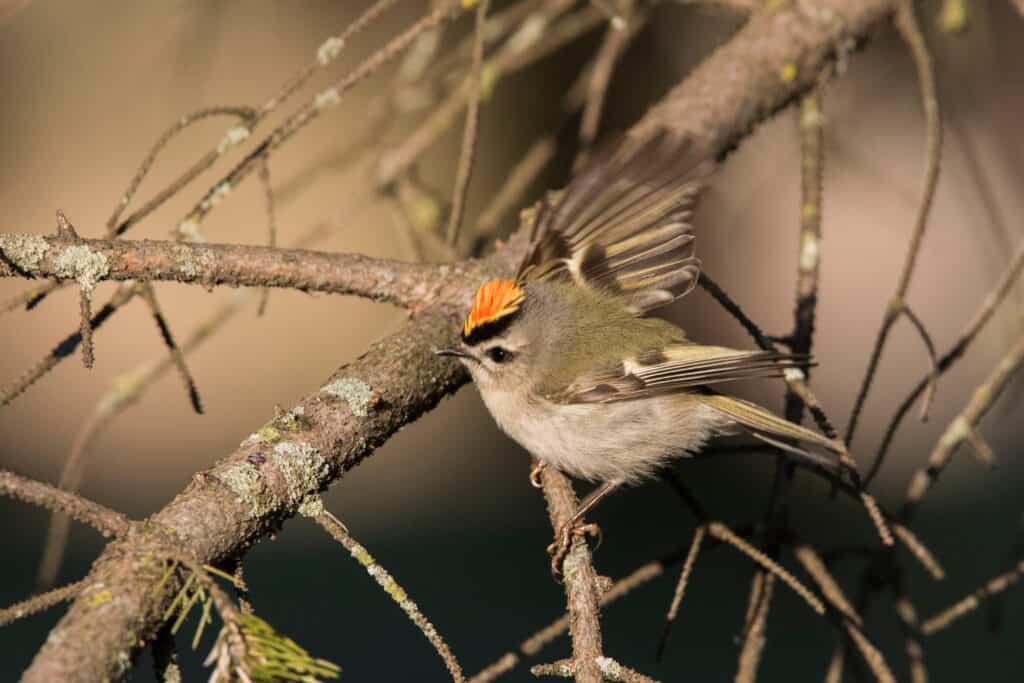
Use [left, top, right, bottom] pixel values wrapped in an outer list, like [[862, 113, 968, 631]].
[[547, 520, 602, 580], [529, 461, 547, 489]]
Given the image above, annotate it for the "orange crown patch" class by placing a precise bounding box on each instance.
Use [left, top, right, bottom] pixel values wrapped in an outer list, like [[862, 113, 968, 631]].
[[463, 278, 525, 339]]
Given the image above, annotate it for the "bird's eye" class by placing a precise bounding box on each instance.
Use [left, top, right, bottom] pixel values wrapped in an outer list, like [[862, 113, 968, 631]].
[[486, 346, 512, 363]]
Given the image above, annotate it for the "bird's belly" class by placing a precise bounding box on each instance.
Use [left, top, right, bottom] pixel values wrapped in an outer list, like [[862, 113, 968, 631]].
[[484, 391, 726, 484]]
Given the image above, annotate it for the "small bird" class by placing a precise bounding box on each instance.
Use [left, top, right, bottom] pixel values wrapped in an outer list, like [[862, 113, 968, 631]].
[[437, 133, 840, 576]]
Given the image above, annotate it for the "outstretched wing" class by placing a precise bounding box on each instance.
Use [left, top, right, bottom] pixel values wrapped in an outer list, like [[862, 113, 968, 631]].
[[518, 131, 713, 315], [560, 345, 811, 403]]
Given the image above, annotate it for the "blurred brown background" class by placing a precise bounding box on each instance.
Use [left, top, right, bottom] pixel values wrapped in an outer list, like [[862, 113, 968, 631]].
[[1, 1, 1022, 680]]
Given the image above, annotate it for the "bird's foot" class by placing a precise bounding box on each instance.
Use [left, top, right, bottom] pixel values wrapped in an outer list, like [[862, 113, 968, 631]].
[[529, 461, 547, 489], [547, 519, 602, 580]]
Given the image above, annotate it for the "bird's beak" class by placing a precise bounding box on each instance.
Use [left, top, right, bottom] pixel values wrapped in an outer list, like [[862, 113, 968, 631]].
[[435, 348, 472, 360]]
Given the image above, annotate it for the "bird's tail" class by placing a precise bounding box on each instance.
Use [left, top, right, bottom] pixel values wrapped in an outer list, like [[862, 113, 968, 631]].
[[697, 393, 840, 453]]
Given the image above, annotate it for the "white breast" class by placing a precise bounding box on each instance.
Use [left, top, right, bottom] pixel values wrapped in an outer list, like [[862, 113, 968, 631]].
[[478, 386, 730, 484]]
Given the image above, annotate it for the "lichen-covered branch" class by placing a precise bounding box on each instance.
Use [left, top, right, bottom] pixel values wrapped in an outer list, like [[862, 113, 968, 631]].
[[0, 234, 448, 309], [537, 465, 605, 683]]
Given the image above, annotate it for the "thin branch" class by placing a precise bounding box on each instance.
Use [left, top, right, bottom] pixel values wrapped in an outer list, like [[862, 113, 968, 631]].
[[891, 523, 944, 580], [375, 3, 604, 187], [138, 283, 204, 414], [445, 0, 490, 246], [785, 77, 827, 425], [112, 0, 402, 240], [576, 4, 643, 162], [734, 572, 775, 683], [845, 0, 942, 447], [310, 503, 465, 682], [256, 158, 277, 315], [537, 464, 605, 683], [902, 329, 1024, 522], [0, 580, 87, 627], [173, 1, 460, 242], [708, 521, 826, 616], [894, 595, 927, 683], [0, 470, 128, 538], [1, 284, 139, 407], [656, 524, 706, 659], [0, 234, 450, 309], [921, 559, 1024, 635], [793, 544, 862, 626], [867, 238, 1024, 485]]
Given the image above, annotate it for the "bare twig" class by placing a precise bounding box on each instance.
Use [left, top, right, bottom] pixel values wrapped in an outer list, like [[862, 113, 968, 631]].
[[846, 0, 942, 447], [138, 283, 203, 414], [375, 3, 604, 187], [1, 277, 127, 405], [734, 572, 775, 683], [921, 559, 1024, 635], [903, 330, 1024, 522], [445, 0, 490, 246], [0, 470, 128, 538], [576, 3, 644, 162], [785, 79, 827, 425], [892, 523, 945, 580], [894, 595, 927, 683], [794, 544, 862, 626], [256, 158, 277, 315], [709, 521, 826, 615], [868, 239, 1024, 485], [174, 1, 460, 242], [310, 504, 465, 682], [0, 580, 87, 627], [657, 525, 706, 658]]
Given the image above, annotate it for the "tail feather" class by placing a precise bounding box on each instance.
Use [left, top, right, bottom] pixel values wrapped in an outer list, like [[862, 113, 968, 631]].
[[697, 393, 839, 453]]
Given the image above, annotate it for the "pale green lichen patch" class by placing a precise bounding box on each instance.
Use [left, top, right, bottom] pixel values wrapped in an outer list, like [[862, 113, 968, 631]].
[[350, 542, 375, 567], [0, 233, 49, 273], [241, 424, 281, 448], [271, 441, 329, 506], [321, 378, 374, 416], [84, 588, 113, 608], [53, 244, 109, 293], [172, 244, 214, 280], [297, 495, 324, 518], [277, 406, 314, 432], [219, 462, 274, 518]]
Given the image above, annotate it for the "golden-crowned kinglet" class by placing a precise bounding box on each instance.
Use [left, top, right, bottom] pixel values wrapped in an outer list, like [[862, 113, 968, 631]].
[[437, 133, 838, 576]]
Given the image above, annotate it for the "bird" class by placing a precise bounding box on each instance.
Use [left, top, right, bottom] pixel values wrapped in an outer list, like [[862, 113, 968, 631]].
[[436, 132, 842, 577]]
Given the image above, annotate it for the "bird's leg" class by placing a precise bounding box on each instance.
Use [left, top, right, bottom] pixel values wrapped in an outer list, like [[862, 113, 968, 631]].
[[547, 481, 619, 579]]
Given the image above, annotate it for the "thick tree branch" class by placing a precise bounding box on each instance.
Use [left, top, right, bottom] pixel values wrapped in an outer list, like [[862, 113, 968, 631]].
[[0, 234, 449, 309], [23, 0, 902, 677]]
